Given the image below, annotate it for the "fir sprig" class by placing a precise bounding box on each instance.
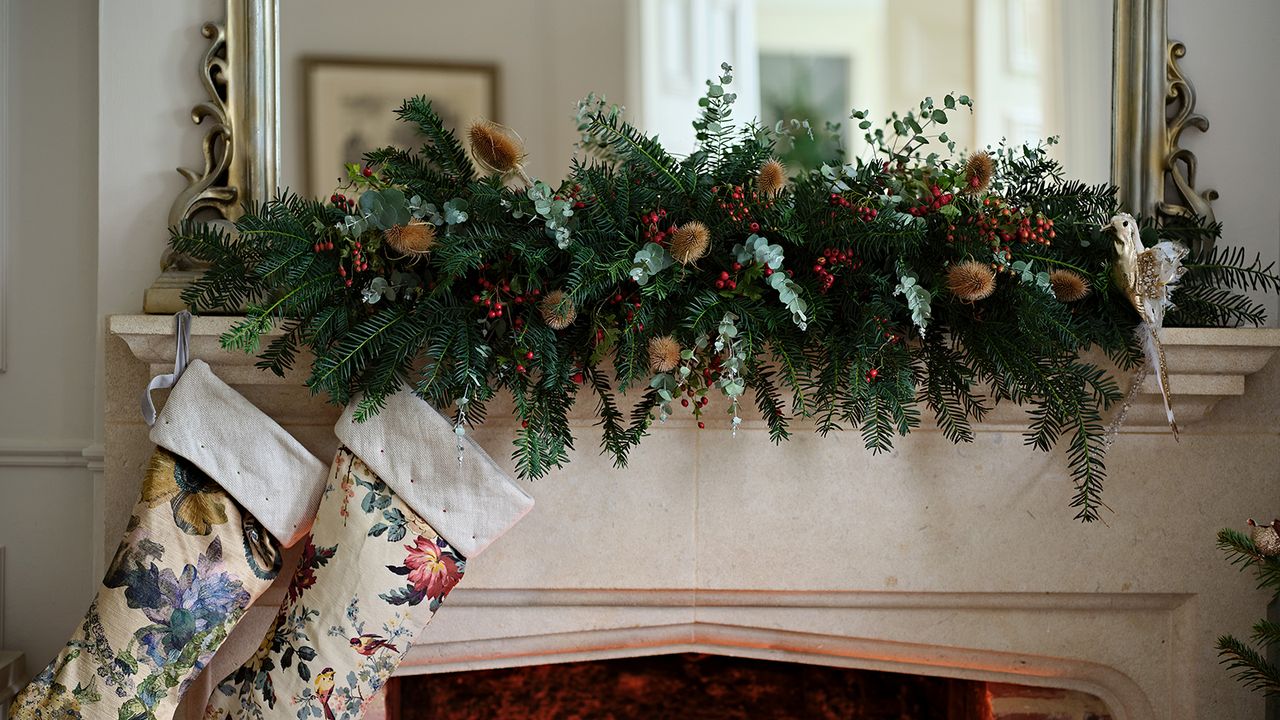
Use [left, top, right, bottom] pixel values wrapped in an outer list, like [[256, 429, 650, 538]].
[[1217, 528, 1280, 696]]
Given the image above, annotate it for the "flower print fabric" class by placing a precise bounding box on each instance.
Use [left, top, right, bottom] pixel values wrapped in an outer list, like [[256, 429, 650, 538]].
[[10, 449, 281, 720], [203, 448, 466, 720]]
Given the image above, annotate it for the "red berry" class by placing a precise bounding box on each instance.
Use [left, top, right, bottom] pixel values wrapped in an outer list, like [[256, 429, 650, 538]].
[[749, 222, 760, 232], [516, 364, 526, 374], [720, 270, 730, 280], [698, 421, 706, 429], [572, 372, 584, 384], [681, 399, 689, 407], [715, 280, 725, 290], [525, 350, 535, 360], [521, 420, 529, 428], [732, 262, 743, 272], [362, 166, 373, 177]]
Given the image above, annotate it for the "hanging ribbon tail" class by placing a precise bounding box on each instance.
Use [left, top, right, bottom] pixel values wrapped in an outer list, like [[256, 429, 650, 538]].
[[1140, 322, 1178, 440], [140, 310, 192, 426]]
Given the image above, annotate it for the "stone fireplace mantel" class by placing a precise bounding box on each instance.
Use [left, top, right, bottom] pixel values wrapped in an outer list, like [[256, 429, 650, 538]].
[[105, 316, 1280, 719]]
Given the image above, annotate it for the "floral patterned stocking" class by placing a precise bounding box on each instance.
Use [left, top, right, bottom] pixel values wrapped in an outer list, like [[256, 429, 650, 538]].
[[10, 359, 329, 720], [203, 391, 535, 720]]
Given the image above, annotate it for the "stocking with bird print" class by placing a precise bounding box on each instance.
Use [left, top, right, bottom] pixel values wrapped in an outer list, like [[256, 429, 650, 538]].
[[203, 390, 534, 720], [9, 334, 329, 720]]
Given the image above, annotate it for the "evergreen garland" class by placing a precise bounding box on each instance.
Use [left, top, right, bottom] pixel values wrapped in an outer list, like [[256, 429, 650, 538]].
[[171, 64, 1278, 521]]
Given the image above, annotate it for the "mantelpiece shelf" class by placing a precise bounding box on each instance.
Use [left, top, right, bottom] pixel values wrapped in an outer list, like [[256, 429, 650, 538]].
[[110, 315, 1280, 431]]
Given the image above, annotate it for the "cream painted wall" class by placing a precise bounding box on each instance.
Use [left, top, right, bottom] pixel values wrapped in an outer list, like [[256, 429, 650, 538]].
[[0, 0, 98, 673], [0, 0, 1274, 701]]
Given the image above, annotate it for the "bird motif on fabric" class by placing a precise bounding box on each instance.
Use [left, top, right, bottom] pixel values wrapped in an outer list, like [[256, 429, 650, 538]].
[[1106, 213, 1188, 438], [314, 667, 337, 720], [1248, 519, 1280, 557], [349, 633, 400, 656]]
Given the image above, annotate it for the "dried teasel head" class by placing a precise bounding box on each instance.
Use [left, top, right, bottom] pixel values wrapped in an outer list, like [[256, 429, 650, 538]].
[[1049, 269, 1091, 302], [539, 290, 577, 330], [383, 221, 436, 256], [669, 221, 711, 265], [467, 119, 525, 175], [648, 335, 683, 372], [963, 151, 995, 194], [947, 260, 997, 302], [757, 158, 788, 197]]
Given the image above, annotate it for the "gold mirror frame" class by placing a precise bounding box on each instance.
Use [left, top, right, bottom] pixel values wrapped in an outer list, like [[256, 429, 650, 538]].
[[147, 0, 1216, 312]]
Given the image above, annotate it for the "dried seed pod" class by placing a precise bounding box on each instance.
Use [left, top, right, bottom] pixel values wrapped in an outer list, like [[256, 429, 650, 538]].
[[963, 151, 995, 194], [1049, 269, 1091, 302], [648, 335, 682, 372], [468, 119, 525, 175], [757, 158, 787, 197], [383, 221, 436, 256], [947, 260, 997, 302], [539, 290, 577, 330], [670, 221, 711, 265]]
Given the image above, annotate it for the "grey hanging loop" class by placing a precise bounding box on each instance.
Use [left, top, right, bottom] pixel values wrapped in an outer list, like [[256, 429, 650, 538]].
[[140, 310, 193, 426]]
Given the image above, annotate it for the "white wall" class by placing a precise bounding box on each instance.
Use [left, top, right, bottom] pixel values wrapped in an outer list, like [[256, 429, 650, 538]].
[[0, 0, 1275, 698], [1169, 0, 1280, 323], [0, 0, 98, 671]]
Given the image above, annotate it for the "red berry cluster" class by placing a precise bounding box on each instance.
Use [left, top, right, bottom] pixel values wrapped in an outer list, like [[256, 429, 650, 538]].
[[715, 268, 739, 291], [312, 238, 335, 253], [513, 349, 535, 375], [336, 240, 370, 287], [906, 185, 954, 216], [714, 184, 770, 226], [827, 193, 879, 222], [609, 290, 644, 329], [957, 199, 1057, 261], [329, 193, 356, 214], [640, 208, 669, 245], [812, 247, 863, 294], [873, 314, 903, 345], [469, 260, 539, 324]]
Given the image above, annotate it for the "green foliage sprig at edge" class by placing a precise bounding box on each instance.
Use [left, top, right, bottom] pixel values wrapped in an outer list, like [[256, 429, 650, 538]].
[[170, 63, 1280, 521], [1217, 528, 1280, 695]]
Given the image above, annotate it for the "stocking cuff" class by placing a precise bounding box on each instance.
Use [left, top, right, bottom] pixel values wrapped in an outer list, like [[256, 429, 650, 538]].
[[149, 360, 328, 547], [334, 391, 534, 558]]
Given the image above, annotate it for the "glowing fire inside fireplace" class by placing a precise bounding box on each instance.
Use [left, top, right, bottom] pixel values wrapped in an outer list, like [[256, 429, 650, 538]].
[[387, 653, 1112, 719]]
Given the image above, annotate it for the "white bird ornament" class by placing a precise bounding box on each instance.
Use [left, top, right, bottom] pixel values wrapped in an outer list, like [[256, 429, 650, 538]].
[[1106, 213, 1188, 438]]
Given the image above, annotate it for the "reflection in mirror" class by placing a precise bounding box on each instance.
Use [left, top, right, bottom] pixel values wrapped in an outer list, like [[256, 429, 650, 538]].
[[280, 0, 1111, 200]]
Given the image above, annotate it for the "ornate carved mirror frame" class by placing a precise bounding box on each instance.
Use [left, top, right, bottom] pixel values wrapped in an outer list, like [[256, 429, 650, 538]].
[[146, 0, 1217, 312]]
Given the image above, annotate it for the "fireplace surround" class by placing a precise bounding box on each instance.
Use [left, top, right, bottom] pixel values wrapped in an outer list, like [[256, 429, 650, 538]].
[[104, 316, 1280, 719]]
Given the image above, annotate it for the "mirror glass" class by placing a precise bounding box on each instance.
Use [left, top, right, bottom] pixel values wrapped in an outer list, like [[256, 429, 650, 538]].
[[279, 0, 1112, 198]]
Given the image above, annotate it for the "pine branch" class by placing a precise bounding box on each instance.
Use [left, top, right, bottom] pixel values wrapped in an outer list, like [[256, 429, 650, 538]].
[[1218, 635, 1280, 696]]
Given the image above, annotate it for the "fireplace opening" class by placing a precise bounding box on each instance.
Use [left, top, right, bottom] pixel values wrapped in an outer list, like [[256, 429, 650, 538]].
[[388, 653, 1112, 719]]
